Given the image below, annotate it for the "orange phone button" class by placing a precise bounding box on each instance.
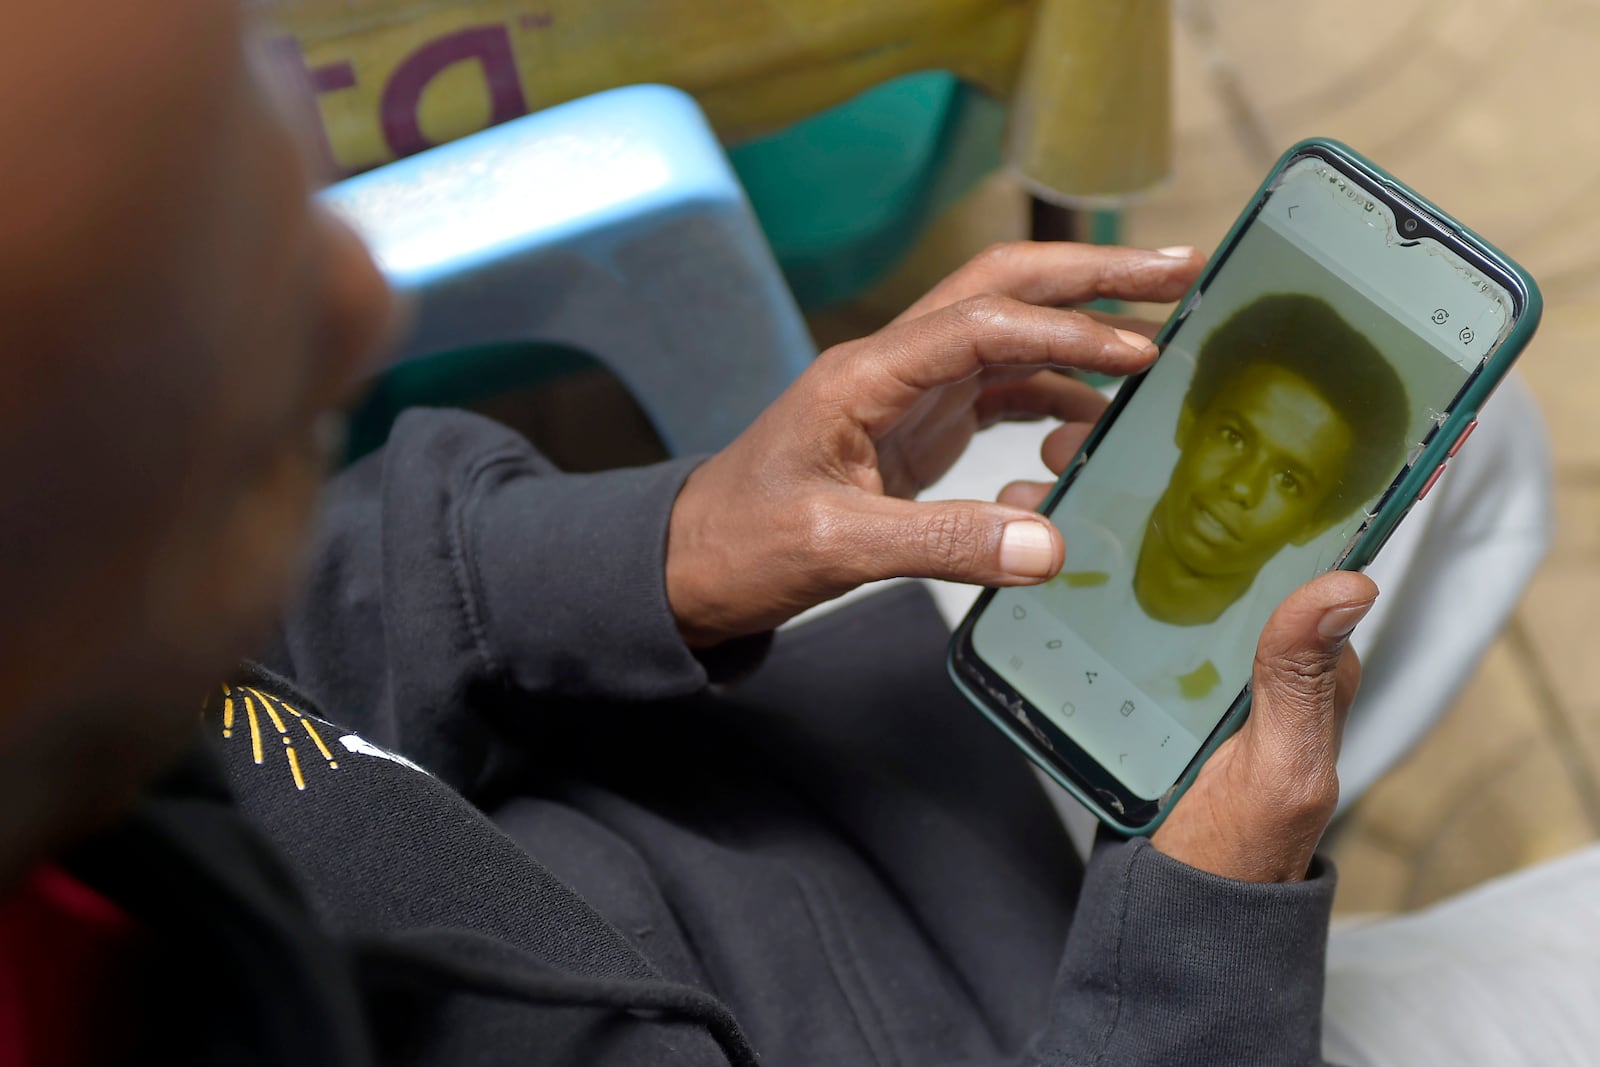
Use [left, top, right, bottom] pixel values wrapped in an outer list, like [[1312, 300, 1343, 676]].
[[1418, 462, 1448, 500], [1448, 419, 1479, 457]]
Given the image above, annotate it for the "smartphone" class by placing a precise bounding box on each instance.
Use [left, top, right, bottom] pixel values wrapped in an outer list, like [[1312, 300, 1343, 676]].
[[947, 139, 1541, 835]]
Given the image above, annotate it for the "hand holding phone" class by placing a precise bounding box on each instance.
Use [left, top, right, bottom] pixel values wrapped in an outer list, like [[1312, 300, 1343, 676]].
[[1149, 569, 1373, 882], [948, 139, 1542, 835]]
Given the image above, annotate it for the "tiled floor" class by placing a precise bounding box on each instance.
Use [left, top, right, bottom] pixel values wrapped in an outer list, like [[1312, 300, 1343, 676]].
[[813, 1, 1600, 914]]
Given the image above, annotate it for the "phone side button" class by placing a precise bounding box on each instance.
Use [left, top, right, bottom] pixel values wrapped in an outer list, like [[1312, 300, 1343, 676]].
[[1359, 502, 1415, 564], [1418, 462, 1448, 501], [1448, 419, 1479, 457]]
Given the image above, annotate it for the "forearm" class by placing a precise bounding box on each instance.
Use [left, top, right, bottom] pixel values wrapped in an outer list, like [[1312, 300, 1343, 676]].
[[261, 408, 753, 787], [1037, 835, 1336, 1066]]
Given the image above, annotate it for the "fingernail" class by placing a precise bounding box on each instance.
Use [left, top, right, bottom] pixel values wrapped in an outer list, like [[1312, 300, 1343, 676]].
[[1113, 328, 1157, 355], [1157, 245, 1196, 259], [1318, 600, 1376, 641], [1000, 521, 1056, 579]]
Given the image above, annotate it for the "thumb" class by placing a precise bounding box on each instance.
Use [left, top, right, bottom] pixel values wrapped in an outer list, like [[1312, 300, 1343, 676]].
[[1242, 570, 1377, 794], [836, 496, 1064, 587]]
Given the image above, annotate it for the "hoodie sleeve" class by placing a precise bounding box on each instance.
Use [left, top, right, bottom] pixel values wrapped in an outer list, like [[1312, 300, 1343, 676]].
[[1036, 834, 1337, 1066], [260, 407, 766, 792]]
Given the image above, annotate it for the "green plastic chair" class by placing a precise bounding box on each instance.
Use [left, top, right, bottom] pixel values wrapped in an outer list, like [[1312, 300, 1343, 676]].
[[728, 71, 1005, 312], [729, 70, 1122, 312]]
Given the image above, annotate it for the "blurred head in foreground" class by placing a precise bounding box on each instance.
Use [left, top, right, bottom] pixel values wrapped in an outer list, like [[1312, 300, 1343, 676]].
[[0, 0, 396, 885]]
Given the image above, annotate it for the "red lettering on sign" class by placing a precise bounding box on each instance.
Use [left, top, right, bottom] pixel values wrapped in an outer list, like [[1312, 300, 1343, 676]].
[[311, 59, 358, 94], [380, 25, 528, 160]]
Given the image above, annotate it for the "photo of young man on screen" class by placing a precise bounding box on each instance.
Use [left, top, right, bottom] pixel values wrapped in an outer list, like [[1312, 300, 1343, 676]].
[[1044, 293, 1411, 730], [1133, 293, 1410, 627]]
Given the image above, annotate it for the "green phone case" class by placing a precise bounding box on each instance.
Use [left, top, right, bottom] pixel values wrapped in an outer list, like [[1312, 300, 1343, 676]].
[[947, 137, 1544, 836]]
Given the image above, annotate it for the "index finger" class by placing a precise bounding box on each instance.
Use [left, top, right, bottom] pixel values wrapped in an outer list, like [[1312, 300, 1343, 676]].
[[892, 241, 1204, 324], [825, 295, 1156, 437]]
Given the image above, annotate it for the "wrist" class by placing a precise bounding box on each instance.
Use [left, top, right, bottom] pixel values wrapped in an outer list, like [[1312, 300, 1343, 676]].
[[1149, 838, 1318, 884], [1150, 801, 1326, 883], [665, 462, 737, 649]]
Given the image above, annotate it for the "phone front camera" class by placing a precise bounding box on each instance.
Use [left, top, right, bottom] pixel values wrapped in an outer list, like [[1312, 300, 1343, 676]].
[[1402, 217, 1420, 235]]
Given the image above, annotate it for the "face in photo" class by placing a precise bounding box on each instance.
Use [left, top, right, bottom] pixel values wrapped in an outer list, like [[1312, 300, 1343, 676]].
[[1134, 293, 1411, 628]]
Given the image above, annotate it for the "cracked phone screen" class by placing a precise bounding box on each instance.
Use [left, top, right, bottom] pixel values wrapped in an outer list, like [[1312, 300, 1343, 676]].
[[973, 156, 1512, 801]]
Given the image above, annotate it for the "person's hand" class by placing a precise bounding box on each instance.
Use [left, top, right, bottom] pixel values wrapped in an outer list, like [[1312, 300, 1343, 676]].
[[1148, 570, 1377, 882], [665, 241, 1203, 647], [965, 406, 1375, 884]]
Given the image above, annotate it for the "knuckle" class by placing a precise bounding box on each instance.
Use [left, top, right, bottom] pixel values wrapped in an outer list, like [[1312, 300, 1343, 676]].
[[791, 495, 846, 564], [1089, 248, 1157, 298], [1275, 766, 1340, 823], [1255, 644, 1340, 689], [809, 340, 874, 407], [921, 508, 988, 574], [1246, 749, 1339, 822], [815, 340, 851, 366], [949, 292, 1012, 331], [815, 337, 866, 375], [973, 240, 1028, 274], [1055, 307, 1096, 334]]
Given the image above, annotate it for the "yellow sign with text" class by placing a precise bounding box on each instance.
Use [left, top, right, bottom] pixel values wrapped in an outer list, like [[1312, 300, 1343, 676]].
[[257, 0, 1169, 202]]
